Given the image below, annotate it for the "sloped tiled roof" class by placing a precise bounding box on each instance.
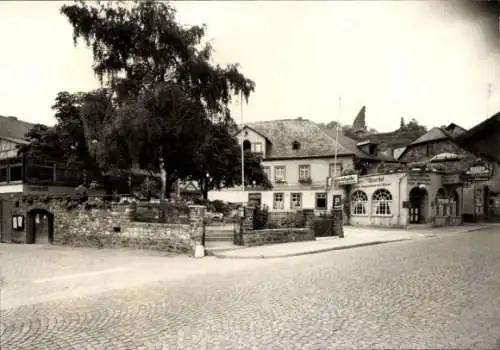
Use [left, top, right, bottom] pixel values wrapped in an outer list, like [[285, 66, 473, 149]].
[[409, 127, 449, 146], [241, 118, 353, 159], [444, 123, 467, 137], [0, 115, 35, 142], [321, 127, 396, 162]]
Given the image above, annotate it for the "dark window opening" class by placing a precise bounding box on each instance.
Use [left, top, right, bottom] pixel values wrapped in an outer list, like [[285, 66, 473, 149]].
[[315, 192, 327, 209], [243, 140, 251, 151], [292, 141, 300, 150]]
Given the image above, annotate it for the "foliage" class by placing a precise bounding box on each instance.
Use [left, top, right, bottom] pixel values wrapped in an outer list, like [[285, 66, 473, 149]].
[[310, 217, 336, 237], [399, 117, 427, 134], [57, 0, 267, 198], [252, 206, 268, 230], [189, 121, 271, 200]]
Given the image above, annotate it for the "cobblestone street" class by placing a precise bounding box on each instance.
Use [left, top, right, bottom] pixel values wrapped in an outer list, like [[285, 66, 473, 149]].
[[1, 228, 500, 349]]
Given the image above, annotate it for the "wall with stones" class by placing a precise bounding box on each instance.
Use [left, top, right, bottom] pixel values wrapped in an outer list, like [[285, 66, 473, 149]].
[[242, 228, 314, 247], [0, 195, 204, 255]]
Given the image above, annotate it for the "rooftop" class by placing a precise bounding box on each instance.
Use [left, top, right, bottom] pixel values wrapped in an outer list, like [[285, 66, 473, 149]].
[[0, 115, 35, 142], [240, 118, 353, 159]]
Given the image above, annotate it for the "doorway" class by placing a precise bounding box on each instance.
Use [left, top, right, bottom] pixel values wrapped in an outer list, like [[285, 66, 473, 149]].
[[26, 209, 54, 244], [409, 187, 428, 224]]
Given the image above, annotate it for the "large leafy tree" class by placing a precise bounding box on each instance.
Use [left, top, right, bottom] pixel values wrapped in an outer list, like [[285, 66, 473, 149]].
[[60, 0, 262, 198], [191, 122, 271, 200]]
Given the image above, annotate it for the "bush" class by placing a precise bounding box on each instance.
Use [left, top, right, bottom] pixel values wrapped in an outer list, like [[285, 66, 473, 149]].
[[253, 206, 268, 230], [294, 211, 307, 228], [311, 217, 336, 237]]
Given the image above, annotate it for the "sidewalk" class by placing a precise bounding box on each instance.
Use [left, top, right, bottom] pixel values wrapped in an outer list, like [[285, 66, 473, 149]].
[[212, 223, 497, 259]]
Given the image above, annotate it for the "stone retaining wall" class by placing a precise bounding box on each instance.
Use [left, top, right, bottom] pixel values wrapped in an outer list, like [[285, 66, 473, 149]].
[[1, 195, 205, 255], [243, 228, 315, 247]]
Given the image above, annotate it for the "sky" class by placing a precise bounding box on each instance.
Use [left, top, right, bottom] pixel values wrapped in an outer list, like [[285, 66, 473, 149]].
[[1, 1, 500, 132]]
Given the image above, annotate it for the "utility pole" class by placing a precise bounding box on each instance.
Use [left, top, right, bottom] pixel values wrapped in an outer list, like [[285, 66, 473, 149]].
[[331, 96, 342, 209], [240, 91, 245, 210], [486, 83, 492, 119]]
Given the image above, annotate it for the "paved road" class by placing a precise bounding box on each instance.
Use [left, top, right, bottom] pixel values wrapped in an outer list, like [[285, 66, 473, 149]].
[[1, 228, 500, 349]]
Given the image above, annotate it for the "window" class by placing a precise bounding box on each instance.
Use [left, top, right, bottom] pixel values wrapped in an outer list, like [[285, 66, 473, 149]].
[[351, 190, 368, 215], [436, 188, 447, 217], [248, 193, 262, 208], [263, 166, 270, 180], [426, 143, 434, 156], [329, 163, 343, 178], [292, 141, 301, 150], [275, 166, 286, 182], [315, 192, 327, 209], [291, 193, 302, 209], [252, 142, 263, 153], [372, 189, 393, 216], [273, 192, 285, 209], [298, 164, 311, 180]]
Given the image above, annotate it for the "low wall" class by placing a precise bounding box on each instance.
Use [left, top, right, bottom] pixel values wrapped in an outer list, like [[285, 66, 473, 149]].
[[57, 221, 195, 254], [1, 195, 205, 255], [243, 228, 315, 247]]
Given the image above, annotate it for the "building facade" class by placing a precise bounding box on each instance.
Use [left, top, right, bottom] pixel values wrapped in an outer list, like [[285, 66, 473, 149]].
[[208, 118, 395, 213], [398, 123, 500, 222], [336, 170, 464, 228]]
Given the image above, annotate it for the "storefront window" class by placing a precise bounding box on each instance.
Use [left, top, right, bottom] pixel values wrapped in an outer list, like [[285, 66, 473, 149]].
[[351, 190, 368, 215], [436, 188, 447, 217], [372, 189, 393, 216]]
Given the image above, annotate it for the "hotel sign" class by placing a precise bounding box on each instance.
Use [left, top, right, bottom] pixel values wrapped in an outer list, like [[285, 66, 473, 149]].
[[335, 174, 359, 186]]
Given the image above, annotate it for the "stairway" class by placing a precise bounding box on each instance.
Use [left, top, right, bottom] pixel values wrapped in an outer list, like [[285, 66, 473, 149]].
[[204, 223, 243, 255]]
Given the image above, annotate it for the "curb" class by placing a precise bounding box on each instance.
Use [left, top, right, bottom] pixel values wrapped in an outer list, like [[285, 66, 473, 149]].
[[213, 238, 411, 259], [465, 226, 493, 233]]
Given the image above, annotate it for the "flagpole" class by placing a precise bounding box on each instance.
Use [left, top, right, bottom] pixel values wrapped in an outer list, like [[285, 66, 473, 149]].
[[240, 91, 245, 210], [331, 96, 341, 209]]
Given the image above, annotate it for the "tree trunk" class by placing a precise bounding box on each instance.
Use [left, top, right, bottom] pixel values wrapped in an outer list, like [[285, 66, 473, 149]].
[[159, 156, 166, 201], [201, 179, 209, 201]]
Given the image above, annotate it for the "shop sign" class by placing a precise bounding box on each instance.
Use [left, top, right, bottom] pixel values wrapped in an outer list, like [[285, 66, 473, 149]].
[[466, 165, 491, 181], [442, 174, 463, 185], [335, 174, 358, 186], [353, 175, 392, 189], [408, 172, 432, 186], [27, 186, 49, 192]]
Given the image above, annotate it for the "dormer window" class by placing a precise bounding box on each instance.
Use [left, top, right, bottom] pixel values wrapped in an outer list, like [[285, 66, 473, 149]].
[[292, 141, 301, 150]]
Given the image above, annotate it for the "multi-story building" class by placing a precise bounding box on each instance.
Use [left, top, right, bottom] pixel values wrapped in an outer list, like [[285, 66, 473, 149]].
[[208, 118, 394, 212], [454, 111, 500, 221], [397, 122, 500, 222]]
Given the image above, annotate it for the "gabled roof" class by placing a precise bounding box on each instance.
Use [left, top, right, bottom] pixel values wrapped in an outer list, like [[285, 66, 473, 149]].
[[444, 123, 467, 137], [0, 136, 30, 145], [0, 115, 35, 141], [236, 125, 271, 143], [454, 111, 500, 162], [409, 127, 449, 146], [321, 127, 396, 162], [242, 118, 353, 159]]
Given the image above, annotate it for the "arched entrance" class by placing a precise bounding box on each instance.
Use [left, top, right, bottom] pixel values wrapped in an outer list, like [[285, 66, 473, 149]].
[[449, 190, 460, 218], [409, 187, 428, 224], [26, 209, 54, 244]]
